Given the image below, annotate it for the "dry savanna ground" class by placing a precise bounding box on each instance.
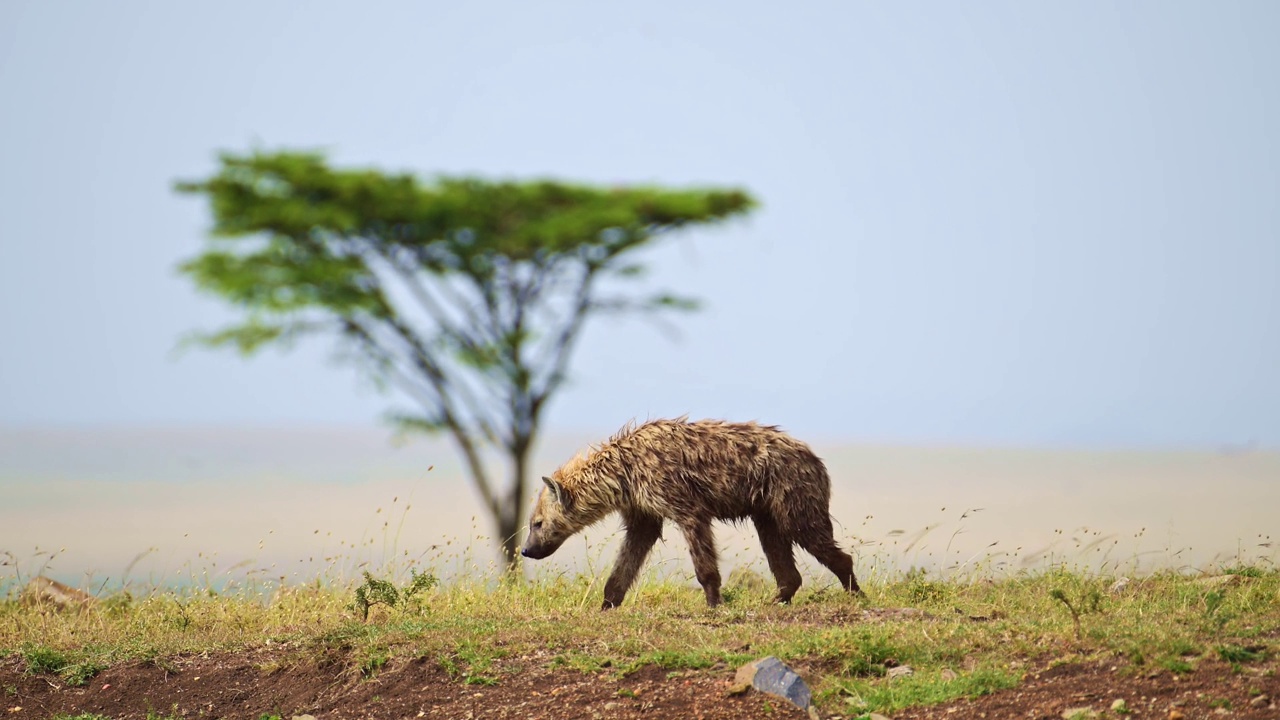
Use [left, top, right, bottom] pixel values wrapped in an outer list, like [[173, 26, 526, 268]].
[[2, 563, 1278, 720]]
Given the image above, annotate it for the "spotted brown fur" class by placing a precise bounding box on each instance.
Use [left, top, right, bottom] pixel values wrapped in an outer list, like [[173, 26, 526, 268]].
[[521, 417, 862, 609]]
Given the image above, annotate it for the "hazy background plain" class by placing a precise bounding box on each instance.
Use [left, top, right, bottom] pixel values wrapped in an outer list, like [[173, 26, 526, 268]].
[[4, 428, 1276, 589], [2, 3, 1278, 588]]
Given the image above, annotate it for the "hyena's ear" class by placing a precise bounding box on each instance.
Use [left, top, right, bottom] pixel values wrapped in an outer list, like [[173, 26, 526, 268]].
[[542, 476, 573, 510]]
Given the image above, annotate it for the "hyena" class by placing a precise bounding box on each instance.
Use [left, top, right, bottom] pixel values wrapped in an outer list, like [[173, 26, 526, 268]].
[[521, 418, 861, 609]]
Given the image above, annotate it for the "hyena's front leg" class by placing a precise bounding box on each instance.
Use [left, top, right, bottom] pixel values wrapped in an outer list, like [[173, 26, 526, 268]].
[[679, 520, 723, 607], [602, 514, 663, 610]]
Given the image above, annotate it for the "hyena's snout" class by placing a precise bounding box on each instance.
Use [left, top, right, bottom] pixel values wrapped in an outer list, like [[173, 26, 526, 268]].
[[519, 544, 548, 559], [520, 526, 565, 560]]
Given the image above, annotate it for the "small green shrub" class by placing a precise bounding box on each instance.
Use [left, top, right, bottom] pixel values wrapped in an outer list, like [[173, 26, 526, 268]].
[[21, 644, 69, 674], [350, 569, 439, 621]]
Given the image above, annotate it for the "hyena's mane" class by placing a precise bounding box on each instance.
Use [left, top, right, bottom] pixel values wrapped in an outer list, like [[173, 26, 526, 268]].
[[553, 432, 636, 511], [602, 415, 691, 446], [555, 417, 690, 506]]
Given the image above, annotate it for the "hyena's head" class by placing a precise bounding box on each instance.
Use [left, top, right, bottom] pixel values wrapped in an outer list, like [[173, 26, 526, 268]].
[[520, 475, 582, 560]]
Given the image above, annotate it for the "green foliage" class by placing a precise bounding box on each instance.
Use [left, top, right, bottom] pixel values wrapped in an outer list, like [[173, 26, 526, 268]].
[[351, 572, 399, 621], [100, 591, 134, 617], [1217, 643, 1267, 663], [1158, 657, 1194, 674], [1201, 588, 1235, 636], [790, 627, 909, 678], [60, 660, 106, 687], [21, 643, 69, 674], [833, 666, 1020, 716], [350, 569, 439, 621], [19, 644, 102, 686], [358, 647, 389, 678], [1224, 564, 1266, 577], [630, 649, 722, 672], [176, 150, 757, 561], [902, 567, 950, 604], [1049, 585, 1102, 641], [406, 568, 440, 597]]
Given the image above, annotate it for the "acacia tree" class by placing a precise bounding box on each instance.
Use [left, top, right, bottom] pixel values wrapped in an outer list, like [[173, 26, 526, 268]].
[[176, 150, 756, 564]]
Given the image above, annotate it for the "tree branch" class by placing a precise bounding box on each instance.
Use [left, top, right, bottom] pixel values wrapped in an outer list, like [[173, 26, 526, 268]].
[[529, 261, 598, 417], [344, 318, 504, 519]]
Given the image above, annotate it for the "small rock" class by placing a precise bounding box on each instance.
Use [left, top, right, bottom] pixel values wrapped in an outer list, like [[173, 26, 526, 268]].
[[868, 715, 894, 720], [1249, 694, 1269, 707], [1108, 577, 1130, 594], [727, 662, 756, 695], [292, 716, 317, 720], [20, 577, 95, 610], [940, 668, 958, 681], [734, 656, 812, 710], [886, 665, 914, 679], [1110, 699, 1129, 713], [1061, 707, 1097, 720], [1168, 710, 1185, 720]]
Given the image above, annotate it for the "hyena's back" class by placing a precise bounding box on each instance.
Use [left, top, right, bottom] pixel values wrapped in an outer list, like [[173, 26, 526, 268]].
[[617, 419, 835, 532]]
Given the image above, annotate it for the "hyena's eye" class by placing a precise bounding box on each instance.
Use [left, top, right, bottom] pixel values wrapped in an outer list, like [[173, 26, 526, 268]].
[[533, 520, 543, 529]]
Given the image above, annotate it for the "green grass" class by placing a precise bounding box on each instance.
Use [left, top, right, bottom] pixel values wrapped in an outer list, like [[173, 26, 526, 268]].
[[6, 565, 1280, 717]]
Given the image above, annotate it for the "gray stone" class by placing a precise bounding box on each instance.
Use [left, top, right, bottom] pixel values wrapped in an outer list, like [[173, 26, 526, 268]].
[[735, 656, 812, 710], [885, 665, 914, 679]]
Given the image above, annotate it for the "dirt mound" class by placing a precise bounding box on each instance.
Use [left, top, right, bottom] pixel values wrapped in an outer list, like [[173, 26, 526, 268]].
[[4, 650, 1277, 719], [2, 649, 806, 720]]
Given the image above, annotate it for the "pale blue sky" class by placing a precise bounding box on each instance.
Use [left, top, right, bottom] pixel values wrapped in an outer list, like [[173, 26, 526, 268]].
[[1, 1, 1276, 448]]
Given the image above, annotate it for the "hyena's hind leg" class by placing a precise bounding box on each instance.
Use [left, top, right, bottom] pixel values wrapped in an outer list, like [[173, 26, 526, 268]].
[[602, 514, 663, 610], [752, 513, 803, 604], [796, 519, 863, 596], [678, 520, 724, 607]]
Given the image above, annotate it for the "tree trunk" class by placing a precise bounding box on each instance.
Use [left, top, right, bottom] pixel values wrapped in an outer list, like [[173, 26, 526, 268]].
[[498, 515, 521, 570], [497, 439, 531, 571]]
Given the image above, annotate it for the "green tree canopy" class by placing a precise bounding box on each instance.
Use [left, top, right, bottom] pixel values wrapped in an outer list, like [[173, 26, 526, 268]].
[[176, 150, 757, 563]]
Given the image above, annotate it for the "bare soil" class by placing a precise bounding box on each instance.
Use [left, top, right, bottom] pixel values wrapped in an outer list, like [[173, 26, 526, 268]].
[[3, 650, 1277, 720]]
